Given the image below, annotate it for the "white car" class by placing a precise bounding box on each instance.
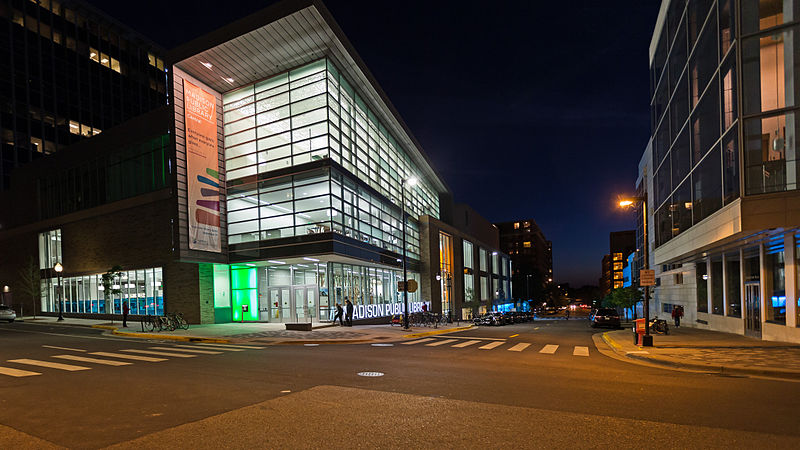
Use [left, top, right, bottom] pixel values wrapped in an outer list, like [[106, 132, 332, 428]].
[[0, 305, 16, 322]]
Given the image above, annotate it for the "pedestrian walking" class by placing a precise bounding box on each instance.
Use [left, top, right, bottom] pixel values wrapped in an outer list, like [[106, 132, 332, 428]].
[[122, 300, 129, 328], [334, 302, 344, 326], [345, 298, 354, 326], [672, 305, 683, 327]]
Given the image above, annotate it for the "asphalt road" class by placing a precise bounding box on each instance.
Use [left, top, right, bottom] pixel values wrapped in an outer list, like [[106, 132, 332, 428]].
[[1, 319, 799, 449]]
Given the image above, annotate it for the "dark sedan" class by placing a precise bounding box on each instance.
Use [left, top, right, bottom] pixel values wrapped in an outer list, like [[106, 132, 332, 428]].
[[590, 308, 621, 329]]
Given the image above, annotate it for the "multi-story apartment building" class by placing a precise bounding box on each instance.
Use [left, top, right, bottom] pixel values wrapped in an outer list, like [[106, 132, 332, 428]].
[[642, 0, 800, 342], [0, 0, 167, 189], [495, 219, 552, 301], [0, 0, 511, 324], [600, 230, 636, 297]]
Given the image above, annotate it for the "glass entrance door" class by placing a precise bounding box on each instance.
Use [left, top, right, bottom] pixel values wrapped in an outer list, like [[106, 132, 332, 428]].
[[291, 285, 317, 322], [744, 282, 761, 338]]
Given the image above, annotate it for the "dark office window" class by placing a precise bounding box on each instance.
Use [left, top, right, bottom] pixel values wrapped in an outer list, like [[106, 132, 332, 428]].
[[718, 0, 735, 56], [722, 126, 739, 204], [691, 78, 720, 166], [670, 72, 690, 145], [692, 146, 722, 224], [672, 179, 693, 237], [668, 18, 688, 95], [696, 260, 708, 313], [655, 159, 671, 208], [671, 126, 691, 187]]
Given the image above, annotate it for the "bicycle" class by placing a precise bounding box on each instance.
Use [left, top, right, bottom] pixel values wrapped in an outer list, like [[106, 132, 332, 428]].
[[168, 312, 189, 330], [141, 315, 161, 332]]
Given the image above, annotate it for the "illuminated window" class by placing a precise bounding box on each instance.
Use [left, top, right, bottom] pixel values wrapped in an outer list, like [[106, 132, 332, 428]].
[[613, 253, 623, 261], [523, 221, 530, 228], [514, 222, 520, 229], [614, 272, 623, 280], [613, 262, 623, 270], [613, 281, 624, 289], [148, 52, 165, 71], [523, 241, 531, 248], [69, 120, 101, 137]]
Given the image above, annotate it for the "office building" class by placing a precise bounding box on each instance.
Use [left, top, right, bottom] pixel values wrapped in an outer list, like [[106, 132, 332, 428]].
[[495, 219, 552, 301], [642, 0, 800, 342], [600, 230, 636, 297], [0, 0, 510, 324], [0, 0, 167, 189]]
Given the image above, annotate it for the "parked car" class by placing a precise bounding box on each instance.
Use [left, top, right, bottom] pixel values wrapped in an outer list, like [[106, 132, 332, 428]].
[[0, 305, 16, 323], [590, 308, 620, 329]]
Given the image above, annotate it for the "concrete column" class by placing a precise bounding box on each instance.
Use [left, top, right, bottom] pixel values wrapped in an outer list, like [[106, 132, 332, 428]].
[[739, 247, 746, 320], [785, 233, 797, 328], [759, 243, 768, 326], [722, 253, 729, 316]]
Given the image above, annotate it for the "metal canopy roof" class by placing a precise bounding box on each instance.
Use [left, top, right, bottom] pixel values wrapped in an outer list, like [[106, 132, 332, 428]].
[[168, 0, 450, 195]]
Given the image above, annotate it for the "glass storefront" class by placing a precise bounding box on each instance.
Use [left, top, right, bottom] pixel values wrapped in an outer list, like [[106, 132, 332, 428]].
[[725, 251, 741, 317], [41, 267, 164, 315], [764, 240, 786, 324]]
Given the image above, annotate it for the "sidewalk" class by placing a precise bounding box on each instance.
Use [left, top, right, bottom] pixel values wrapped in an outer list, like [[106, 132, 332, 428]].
[[17, 315, 474, 344], [601, 325, 800, 380]]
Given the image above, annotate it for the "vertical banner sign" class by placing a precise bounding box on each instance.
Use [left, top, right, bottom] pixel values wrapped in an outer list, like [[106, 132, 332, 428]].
[[184, 80, 221, 252]]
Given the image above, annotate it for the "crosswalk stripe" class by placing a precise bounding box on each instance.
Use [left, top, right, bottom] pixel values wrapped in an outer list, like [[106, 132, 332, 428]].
[[452, 340, 481, 348], [479, 341, 505, 350], [0, 366, 41, 377], [91, 352, 166, 362], [573, 346, 590, 356], [42, 345, 86, 352], [508, 343, 531, 352], [176, 345, 244, 352], [53, 355, 131, 366], [426, 339, 457, 347], [191, 343, 264, 349], [121, 349, 196, 358], [149, 347, 222, 355], [539, 344, 559, 354], [402, 338, 434, 345], [8, 359, 90, 371]]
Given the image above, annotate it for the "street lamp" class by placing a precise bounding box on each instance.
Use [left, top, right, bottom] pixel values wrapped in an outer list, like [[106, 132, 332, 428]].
[[618, 195, 651, 346], [54, 262, 64, 321], [401, 176, 418, 330]]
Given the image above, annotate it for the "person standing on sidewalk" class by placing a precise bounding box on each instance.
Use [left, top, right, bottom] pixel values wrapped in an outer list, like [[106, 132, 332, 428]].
[[334, 302, 344, 326], [672, 305, 683, 327], [345, 298, 354, 326], [122, 300, 129, 328]]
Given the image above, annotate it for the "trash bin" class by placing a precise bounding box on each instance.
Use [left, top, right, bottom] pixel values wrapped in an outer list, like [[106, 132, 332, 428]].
[[633, 318, 646, 346]]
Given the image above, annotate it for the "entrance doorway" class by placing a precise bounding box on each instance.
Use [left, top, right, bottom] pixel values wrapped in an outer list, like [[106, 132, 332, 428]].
[[744, 282, 761, 338], [263, 285, 317, 322]]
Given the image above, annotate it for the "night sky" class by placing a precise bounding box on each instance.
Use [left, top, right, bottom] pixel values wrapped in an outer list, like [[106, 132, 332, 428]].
[[85, 0, 662, 287]]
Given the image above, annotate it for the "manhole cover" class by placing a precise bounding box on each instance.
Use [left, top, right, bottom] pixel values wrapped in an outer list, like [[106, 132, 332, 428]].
[[304, 343, 320, 347], [371, 343, 394, 347], [357, 371, 384, 377]]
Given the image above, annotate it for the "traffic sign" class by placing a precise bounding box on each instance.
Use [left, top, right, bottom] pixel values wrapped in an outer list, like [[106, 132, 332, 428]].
[[397, 281, 406, 292], [640, 269, 656, 286], [406, 279, 418, 293]]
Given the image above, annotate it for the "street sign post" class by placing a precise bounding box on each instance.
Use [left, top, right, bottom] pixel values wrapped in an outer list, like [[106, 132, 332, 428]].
[[397, 281, 406, 292], [640, 269, 655, 286]]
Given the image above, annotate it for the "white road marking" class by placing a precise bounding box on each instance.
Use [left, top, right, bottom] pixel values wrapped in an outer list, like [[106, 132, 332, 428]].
[[0, 366, 41, 377], [371, 343, 394, 347], [149, 347, 222, 355], [53, 355, 131, 366], [479, 341, 505, 350], [573, 346, 590, 357], [626, 351, 650, 354], [402, 338, 435, 345], [42, 345, 86, 352], [452, 340, 481, 348], [426, 339, 457, 347], [539, 344, 559, 354], [8, 359, 90, 371], [178, 345, 244, 352], [508, 343, 531, 352], [191, 343, 265, 349], [121, 349, 196, 358], [91, 352, 165, 362]]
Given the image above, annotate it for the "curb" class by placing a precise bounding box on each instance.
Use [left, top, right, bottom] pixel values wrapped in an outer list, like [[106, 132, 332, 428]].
[[110, 329, 230, 343], [402, 324, 474, 338], [602, 331, 800, 380], [270, 338, 379, 345]]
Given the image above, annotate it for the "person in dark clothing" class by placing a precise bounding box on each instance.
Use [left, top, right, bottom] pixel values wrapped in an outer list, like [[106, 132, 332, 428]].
[[122, 301, 129, 328], [334, 303, 344, 326], [672, 305, 683, 327], [345, 298, 354, 326]]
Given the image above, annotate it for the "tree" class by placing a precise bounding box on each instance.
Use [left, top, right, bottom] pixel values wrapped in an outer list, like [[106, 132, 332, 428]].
[[17, 256, 41, 318], [602, 287, 642, 319], [102, 265, 123, 318]]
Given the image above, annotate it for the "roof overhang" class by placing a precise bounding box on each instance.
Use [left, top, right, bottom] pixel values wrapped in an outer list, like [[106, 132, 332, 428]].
[[167, 0, 450, 195]]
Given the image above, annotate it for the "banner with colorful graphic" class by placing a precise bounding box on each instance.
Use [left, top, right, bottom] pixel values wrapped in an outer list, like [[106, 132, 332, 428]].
[[184, 80, 221, 252]]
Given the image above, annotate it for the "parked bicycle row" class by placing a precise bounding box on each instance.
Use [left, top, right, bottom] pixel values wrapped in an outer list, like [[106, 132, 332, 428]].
[[140, 313, 189, 332], [473, 311, 535, 326]]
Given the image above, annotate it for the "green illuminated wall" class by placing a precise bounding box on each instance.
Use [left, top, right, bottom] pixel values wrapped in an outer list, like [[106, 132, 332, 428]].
[[231, 266, 258, 321]]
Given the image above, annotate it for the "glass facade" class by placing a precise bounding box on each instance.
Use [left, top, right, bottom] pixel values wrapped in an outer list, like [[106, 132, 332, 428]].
[[764, 239, 786, 324], [725, 251, 741, 317], [696, 260, 708, 312], [227, 167, 420, 259], [38, 229, 62, 270], [652, 0, 741, 247], [439, 232, 453, 316], [221, 58, 439, 223], [41, 267, 164, 315]]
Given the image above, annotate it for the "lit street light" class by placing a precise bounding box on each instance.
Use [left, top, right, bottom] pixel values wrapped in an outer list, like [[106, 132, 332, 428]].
[[401, 176, 417, 330], [617, 195, 652, 346], [54, 262, 64, 321]]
